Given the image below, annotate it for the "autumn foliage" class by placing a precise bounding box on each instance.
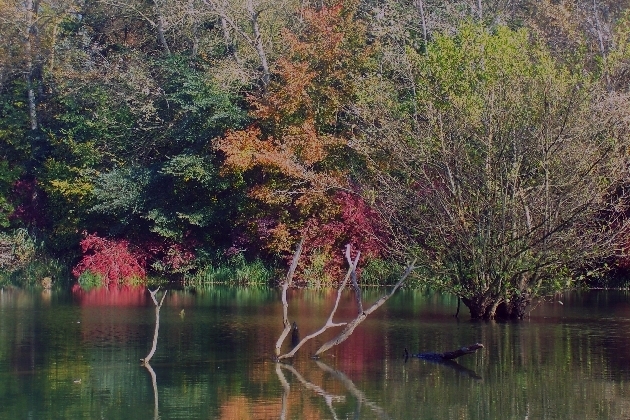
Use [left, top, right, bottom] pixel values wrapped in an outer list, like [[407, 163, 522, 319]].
[[72, 234, 146, 286], [217, 2, 381, 274], [297, 191, 388, 282]]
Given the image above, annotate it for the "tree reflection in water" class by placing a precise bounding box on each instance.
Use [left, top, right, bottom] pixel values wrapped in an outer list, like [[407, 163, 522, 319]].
[[276, 360, 389, 420], [143, 361, 159, 419]]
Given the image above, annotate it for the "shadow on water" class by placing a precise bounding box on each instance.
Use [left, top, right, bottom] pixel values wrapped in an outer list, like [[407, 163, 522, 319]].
[[415, 358, 482, 380]]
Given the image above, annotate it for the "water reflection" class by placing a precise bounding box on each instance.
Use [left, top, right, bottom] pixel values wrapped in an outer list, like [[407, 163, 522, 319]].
[[314, 360, 389, 419], [276, 362, 346, 419], [143, 361, 159, 419], [0, 287, 629, 419], [414, 357, 482, 380]]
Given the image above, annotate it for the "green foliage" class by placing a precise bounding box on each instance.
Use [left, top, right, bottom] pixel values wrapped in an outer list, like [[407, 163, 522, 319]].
[[385, 22, 614, 318], [360, 258, 401, 286], [154, 55, 248, 148], [0, 255, 71, 289], [186, 255, 275, 286], [77, 270, 102, 290], [91, 167, 150, 220], [0, 229, 38, 276], [0, 161, 20, 227], [0, 79, 31, 163]]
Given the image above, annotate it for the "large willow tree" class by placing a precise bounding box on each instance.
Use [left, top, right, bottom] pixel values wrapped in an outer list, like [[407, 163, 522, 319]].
[[371, 23, 625, 319]]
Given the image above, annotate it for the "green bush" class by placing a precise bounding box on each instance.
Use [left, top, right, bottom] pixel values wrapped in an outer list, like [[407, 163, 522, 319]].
[[185, 255, 274, 286], [0, 256, 71, 288]]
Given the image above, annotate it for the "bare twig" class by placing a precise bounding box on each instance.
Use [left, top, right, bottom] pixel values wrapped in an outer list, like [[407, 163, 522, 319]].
[[346, 246, 363, 315]]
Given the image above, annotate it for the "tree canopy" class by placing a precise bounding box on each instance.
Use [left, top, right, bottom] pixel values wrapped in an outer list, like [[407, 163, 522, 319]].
[[2, 0, 630, 317]]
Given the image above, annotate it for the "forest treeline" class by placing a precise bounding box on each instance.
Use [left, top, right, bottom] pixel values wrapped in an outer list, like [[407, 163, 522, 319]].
[[2, 0, 630, 318]]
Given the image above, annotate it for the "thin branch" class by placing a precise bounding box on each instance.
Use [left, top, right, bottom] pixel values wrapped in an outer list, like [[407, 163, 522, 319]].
[[346, 245, 363, 314]]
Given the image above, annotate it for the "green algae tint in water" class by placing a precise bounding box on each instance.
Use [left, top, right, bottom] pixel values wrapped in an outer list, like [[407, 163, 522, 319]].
[[0, 287, 629, 419]]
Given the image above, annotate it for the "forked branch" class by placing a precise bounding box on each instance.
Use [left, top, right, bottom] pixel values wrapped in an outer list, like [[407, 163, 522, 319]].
[[313, 261, 415, 357], [275, 241, 416, 359], [141, 287, 167, 364]]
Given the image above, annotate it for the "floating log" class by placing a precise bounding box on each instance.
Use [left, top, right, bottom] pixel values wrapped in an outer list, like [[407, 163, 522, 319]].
[[406, 343, 484, 361]]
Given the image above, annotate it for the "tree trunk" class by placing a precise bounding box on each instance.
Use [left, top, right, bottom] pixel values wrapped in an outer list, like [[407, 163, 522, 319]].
[[24, 0, 38, 131], [462, 293, 531, 320], [499, 293, 531, 319], [461, 296, 491, 319], [246, 0, 270, 86], [153, 0, 171, 55], [413, 0, 428, 47]]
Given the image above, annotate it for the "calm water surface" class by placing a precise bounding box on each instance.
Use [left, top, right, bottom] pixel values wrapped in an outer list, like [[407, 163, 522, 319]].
[[0, 286, 629, 419]]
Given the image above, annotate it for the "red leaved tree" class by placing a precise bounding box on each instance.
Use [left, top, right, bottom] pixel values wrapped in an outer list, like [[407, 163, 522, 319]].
[[72, 233, 147, 286]]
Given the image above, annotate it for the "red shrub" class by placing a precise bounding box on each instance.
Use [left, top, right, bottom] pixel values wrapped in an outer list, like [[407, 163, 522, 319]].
[[298, 191, 389, 281], [72, 233, 146, 286]]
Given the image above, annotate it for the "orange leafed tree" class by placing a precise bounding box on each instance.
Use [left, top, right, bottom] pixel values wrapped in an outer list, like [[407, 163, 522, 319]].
[[217, 1, 376, 263]]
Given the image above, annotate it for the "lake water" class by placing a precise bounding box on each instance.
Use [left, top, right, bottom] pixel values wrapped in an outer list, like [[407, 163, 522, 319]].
[[0, 286, 629, 419]]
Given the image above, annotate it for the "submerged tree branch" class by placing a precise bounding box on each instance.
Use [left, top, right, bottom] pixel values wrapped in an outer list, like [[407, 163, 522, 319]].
[[313, 261, 416, 357], [276, 246, 360, 360], [275, 241, 415, 359]]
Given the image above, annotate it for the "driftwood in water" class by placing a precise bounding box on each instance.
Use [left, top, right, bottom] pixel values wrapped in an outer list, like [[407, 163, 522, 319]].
[[406, 343, 484, 361], [275, 241, 416, 359], [405, 344, 484, 380]]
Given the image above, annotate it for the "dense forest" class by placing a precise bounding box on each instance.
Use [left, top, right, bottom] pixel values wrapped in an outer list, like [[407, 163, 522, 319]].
[[2, 0, 630, 318]]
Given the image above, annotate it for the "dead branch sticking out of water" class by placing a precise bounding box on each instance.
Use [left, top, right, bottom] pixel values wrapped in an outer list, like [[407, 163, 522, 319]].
[[275, 242, 416, 359], [141, 287, 167, 364], [141, 287, 167, 420]]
